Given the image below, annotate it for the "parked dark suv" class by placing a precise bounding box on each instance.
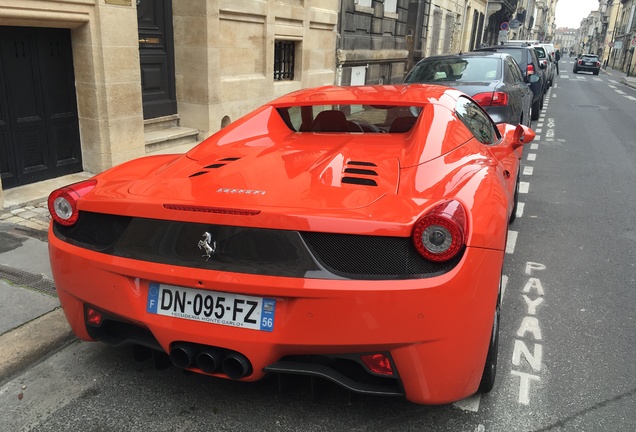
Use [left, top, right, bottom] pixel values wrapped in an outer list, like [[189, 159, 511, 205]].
[[474, 45, 546, 121]]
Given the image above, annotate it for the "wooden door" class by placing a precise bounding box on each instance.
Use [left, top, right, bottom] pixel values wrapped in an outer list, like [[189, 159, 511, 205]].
[[0, 26, 82, 189], [137, 0, 177, 119]]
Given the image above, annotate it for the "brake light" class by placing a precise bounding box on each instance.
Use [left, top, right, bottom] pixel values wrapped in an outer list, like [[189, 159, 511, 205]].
[[527, 64, 535, 75], [85, 306, 103, 326], [578, 60, 582, 65], [472, 92, 508, 107], [47, 179, 97, 226], [595, 61, 601, 67], [360, 354, 393, 376], [413, 200, 467, 262]]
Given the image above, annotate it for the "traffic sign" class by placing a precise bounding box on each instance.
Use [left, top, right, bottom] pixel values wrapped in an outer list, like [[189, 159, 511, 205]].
[[501, 22, 509, 31]]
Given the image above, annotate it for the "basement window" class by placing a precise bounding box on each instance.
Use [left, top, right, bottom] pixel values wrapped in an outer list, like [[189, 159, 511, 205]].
[[274, 40, 295, 81]]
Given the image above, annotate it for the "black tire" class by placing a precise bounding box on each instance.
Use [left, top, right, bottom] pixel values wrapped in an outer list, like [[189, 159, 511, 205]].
[[573, 68, 577, 74], [478, 305, 500, 393], [509, 171, 520, 224], [531, 98, 540, 120]]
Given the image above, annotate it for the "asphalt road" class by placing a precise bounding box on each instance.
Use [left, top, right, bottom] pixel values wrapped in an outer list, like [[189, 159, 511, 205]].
[[1, 62, 635, 431]]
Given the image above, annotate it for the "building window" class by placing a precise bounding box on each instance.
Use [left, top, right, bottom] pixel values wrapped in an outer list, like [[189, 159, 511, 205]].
[[385, 0, 397, 14], [356, 0, 372, 7], [274, 41, 295, 81]]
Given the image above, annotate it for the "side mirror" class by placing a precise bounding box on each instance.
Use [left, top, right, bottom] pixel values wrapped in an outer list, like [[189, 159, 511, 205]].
[[511, 124, 535, 149]]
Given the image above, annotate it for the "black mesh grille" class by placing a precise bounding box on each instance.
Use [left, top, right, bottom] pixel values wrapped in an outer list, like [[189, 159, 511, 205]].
[[342, 177, 378, 186], [54, 213, 460, 280], [301, 232, 461, 279], [55, 212, 132, 251], [344, 168, 377, 176]]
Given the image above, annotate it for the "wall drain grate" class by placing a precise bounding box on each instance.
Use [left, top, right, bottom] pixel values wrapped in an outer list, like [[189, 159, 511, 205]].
[[0, 264, 57, 297]]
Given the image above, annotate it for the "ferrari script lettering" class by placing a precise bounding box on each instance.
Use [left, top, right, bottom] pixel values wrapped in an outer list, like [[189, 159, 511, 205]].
[[216, 188, 266, 195]]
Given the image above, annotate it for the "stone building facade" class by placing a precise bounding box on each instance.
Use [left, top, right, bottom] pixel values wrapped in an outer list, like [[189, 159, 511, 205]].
[[0, 0, 338, 207]]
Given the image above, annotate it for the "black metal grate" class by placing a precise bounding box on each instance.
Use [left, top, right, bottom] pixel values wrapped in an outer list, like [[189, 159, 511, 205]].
[[0, 264, 57, 297], [274, 41, 295, 81]]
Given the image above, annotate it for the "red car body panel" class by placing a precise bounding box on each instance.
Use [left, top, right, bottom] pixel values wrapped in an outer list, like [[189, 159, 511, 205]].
[[48, 84, 533, 404]]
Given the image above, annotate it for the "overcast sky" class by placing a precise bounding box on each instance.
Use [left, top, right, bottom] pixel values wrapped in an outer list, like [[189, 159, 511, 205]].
[[554, 0, 599, 28]]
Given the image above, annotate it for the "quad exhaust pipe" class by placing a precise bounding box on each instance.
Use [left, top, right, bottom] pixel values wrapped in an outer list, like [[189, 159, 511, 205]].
[[169, 343, 252, 379]]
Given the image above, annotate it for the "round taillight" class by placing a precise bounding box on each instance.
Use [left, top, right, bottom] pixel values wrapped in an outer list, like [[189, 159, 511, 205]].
[[47, 179, 97, 226], [413, 200, 467, 262]]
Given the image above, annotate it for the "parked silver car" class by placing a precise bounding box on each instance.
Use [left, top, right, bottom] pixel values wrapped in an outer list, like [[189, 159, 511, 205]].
[[531, 45, 555, 87]]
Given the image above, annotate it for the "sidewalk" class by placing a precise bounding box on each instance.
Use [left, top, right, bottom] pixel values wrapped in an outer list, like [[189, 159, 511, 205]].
[[0, 172, 92, 383], [602, 65, 636, 89], [0, 144, 199, 384]]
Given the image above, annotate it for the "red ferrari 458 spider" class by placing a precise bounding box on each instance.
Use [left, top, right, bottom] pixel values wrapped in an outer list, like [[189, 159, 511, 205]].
[[48, 84, 534, 405]]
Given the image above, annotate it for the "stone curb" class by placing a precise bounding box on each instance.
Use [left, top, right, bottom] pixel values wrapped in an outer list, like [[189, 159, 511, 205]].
[[0, 308, 76, 384]]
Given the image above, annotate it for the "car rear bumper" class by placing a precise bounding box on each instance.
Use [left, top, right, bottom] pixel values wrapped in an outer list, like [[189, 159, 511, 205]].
[[49, 227, 502, 405], [574, 65, 600, 72]]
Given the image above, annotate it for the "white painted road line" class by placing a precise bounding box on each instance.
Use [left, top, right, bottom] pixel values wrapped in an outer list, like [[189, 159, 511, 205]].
[[626, 95, 636, 101], [506, 230, 518, 254], [615, 89, 626, 95], [519, 182, 530, 194], [523, 166, 534, 175], [516, 202, 525, 218], [530, 143, 539, 150], [501, 275, 508, 304], [453, 394, 481, 412], [527, 153, 537, 161]]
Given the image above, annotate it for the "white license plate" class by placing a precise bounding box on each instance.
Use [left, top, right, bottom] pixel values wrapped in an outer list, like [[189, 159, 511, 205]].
[[146, 283, 275, 331]]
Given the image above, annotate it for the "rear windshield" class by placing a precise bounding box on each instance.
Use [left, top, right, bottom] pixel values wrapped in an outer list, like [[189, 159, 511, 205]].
[[492, 49, 523, 65], [276, 105, 422, 133], [533, 47, 547, 59], [405, 57, 501, 83]]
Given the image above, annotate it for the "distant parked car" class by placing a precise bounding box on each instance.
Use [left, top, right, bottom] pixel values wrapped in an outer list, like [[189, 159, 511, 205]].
[[404, 52, 534, 127], [531, 45, 555, 87], [574, 54, 601, 75], [474, 45, 546, 121]]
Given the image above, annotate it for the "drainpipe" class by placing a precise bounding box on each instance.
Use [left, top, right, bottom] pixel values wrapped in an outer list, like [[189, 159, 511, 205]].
[[460, 0, 470, 52]]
